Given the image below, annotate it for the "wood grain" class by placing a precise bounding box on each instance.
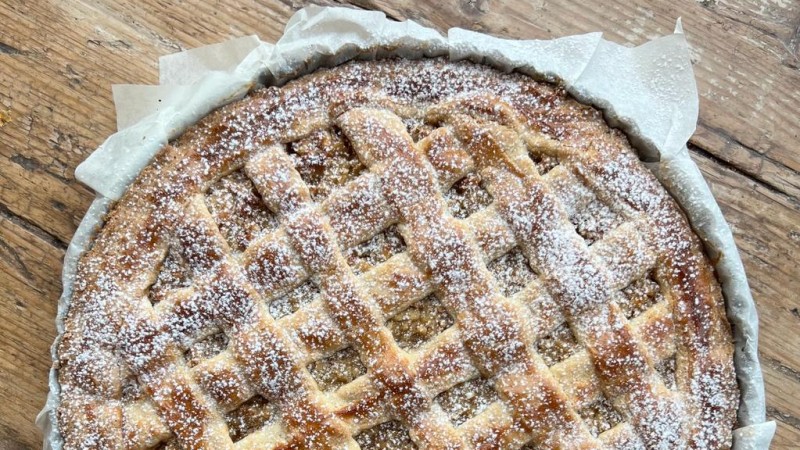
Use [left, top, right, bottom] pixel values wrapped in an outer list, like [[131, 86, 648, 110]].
[[0, 0, 797, 448]]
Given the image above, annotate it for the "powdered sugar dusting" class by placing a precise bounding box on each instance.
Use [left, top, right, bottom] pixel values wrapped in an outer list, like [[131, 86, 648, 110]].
[[58, 58, 736, 449]]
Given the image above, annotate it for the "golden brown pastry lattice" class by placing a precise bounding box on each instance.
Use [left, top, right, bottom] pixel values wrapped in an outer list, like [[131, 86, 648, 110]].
[[56, 58, 738, 450]]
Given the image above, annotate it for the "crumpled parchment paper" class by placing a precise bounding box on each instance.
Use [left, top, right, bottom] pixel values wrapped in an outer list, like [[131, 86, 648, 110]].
[[38, 5, 775, 449]]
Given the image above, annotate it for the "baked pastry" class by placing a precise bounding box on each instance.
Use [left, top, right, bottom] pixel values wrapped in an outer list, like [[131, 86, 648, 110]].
[[56, 58, 739, 449]]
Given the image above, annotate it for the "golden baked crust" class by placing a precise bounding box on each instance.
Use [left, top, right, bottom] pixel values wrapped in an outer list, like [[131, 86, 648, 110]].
[[56, 58, 738, 449]]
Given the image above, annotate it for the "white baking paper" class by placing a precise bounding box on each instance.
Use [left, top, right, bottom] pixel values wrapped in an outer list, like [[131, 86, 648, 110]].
[[39, 5, 774, 449]]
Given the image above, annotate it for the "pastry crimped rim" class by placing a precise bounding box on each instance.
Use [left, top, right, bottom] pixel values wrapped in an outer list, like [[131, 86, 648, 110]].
[[56, 57, 738, 449]]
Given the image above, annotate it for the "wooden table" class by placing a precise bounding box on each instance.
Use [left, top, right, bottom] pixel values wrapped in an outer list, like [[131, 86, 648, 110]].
[[1, 1, 798, 448]]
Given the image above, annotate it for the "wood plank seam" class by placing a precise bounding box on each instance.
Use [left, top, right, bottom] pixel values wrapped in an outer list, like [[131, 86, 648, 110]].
[[0, 202, 68, 251], [688, 145, 800, 206], [696, 118, 800, 179], [9, 154, 76, 186]]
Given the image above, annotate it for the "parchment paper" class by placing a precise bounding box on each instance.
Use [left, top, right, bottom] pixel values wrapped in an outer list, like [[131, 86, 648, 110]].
[[38, 5, 775, 449]]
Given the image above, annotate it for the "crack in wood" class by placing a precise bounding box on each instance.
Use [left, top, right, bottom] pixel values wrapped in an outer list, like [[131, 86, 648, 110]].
[[697, 120, 800, 179], [0, 202, 68, 251], [0, 238, 36, 283], [691, 122, 800, 201], [767, 406, 800, 432], [688, 143, 751, 177], [86, 39, 132, 49], [761, 354, 800, 385], [10, 154, 74, 185], [688, 144, 800, 206], [716, 11, 782, 44], [93, 6, 183, 53], [0, 41, 24, 55], [784, 23, 800, 69]]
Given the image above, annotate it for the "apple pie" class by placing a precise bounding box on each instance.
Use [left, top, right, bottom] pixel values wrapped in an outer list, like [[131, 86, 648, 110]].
[[56, 58, 739, 449]]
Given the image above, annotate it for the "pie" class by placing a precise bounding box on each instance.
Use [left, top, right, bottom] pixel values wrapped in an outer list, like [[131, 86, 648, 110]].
[[56, 58, 739, 449]]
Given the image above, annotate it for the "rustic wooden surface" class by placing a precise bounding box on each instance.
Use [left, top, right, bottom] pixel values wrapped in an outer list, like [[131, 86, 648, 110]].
[[0, 0, 798, 448]]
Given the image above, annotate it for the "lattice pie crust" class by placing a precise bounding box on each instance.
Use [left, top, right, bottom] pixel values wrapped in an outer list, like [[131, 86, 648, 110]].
[[57, 58, 738, 449]]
